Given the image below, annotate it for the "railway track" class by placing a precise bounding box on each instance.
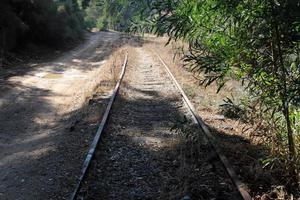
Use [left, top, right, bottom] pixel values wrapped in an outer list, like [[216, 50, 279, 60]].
[[71, 47, 251, 200]]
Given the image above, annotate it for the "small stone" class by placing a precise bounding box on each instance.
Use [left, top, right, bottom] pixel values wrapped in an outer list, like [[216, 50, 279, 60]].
[[182, 195, 191, 200]]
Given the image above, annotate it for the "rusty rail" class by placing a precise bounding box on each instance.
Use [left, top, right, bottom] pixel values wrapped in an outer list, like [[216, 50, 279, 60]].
[[70, 51, 128, 200], [155, 52, 252, 200]]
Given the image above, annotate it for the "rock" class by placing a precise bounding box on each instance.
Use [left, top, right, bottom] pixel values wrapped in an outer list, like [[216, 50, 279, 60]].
[[182, 195, 191, 200]]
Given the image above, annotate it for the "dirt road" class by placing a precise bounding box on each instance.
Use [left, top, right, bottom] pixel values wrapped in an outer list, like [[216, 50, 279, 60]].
[[0, 31, 122, 200]]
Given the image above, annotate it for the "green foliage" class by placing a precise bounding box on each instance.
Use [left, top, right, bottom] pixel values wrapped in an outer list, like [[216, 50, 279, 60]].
[[143, 0, 300, 186], [82, 0, 151, 32], [0, 0, 84, 53], [84, 1, 102, 29], [96, 16, 108, 30]]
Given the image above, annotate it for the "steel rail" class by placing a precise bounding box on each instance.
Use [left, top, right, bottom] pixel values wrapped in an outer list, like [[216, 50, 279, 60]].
[[70, 51, 128, 200], [155, 52, 252, 200]]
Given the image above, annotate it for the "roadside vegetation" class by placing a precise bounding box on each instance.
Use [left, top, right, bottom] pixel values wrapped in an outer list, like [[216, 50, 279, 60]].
[[0, 0, 148, 65], [0, 1, 84, 55], [83, 0, 149, 31], [96, 0, 299, 196], [136, 0, 300, 195]]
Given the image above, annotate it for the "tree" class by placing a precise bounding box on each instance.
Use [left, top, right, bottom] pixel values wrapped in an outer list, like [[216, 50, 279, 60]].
[[140, 0, 300, 187], [82, 0, 151, 31], [0, 0, 84, 54]]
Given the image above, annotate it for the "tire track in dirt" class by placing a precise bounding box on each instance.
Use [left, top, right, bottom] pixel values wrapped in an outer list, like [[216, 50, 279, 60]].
[[0, 31, 125, 200]]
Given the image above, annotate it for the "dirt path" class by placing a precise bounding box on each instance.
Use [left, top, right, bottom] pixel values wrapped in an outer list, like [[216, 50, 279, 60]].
[[0, 31, 122, 200], [79, 47, 240, 199]]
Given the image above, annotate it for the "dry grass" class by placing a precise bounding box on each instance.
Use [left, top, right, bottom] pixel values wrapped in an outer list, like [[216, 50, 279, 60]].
[[143, 36, 298, 199]]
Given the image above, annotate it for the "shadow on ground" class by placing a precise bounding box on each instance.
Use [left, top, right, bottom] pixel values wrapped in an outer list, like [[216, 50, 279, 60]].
[[208, 126, 299, 198], [77, 79, 263, 200], [0, 31, 147, 199], [0, 32, 289, 200]]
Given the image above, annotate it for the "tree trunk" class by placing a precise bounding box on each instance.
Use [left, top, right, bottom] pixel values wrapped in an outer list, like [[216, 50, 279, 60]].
[[270, 0, 298, 185], [283, 101, 296, 160], [282, 101, 298, 187]]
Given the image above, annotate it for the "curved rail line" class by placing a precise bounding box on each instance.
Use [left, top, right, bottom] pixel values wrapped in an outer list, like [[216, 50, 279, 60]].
[[155, 52, 252, 200], [71, 51, 128, 200], [71, 49, 251, 200]]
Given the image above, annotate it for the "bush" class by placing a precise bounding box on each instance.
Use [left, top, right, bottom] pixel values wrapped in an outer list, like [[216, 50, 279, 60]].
[[148, 0, 300, 188], [96, 16, 108, 30], [0, 0, 85, 53]]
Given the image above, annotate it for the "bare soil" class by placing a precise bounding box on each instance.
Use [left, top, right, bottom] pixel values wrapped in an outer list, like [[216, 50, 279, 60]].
[[0, 31, 130, 200]]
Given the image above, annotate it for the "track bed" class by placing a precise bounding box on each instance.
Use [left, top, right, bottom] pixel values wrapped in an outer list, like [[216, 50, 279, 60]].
[[77, 48, 241, 199]]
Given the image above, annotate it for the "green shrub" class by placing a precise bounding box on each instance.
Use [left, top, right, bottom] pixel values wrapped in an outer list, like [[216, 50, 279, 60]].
[[96, 16, 108, 30], [0, 0, 85, 53]]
